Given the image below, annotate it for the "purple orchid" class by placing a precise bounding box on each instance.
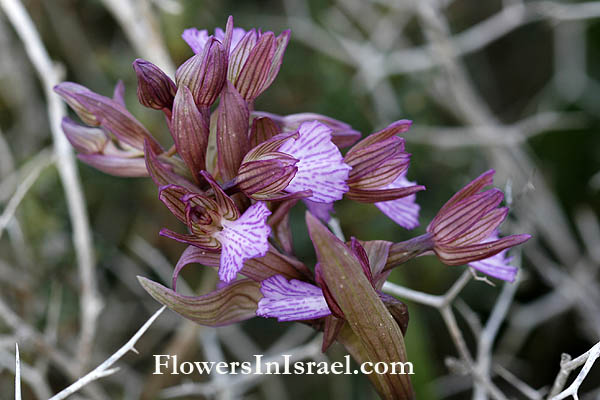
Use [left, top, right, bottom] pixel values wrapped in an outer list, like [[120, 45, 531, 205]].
[[157, 172, 271, 283], [55, 15, 532, 399]]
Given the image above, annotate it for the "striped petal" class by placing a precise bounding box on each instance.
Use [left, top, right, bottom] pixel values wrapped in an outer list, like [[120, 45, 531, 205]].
[[214, 202, 272, 283], [375, 174, 421, 230], [278, 121, 351, 203], [257, 275, 331, 321]]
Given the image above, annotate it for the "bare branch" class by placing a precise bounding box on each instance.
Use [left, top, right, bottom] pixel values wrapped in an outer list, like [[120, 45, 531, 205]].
[[48, 306, 166, 400], [548, 341, 600, 399], [99, 0, 175, 75], [0, 149, 55, 239]]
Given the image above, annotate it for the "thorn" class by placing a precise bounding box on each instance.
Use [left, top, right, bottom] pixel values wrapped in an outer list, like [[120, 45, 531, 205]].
[[130, 346, 139, 355], [469, 268, 496, 287], [15, 343, 21, 400]]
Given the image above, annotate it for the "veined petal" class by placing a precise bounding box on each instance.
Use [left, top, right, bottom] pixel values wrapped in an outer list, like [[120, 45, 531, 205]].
[[215, 25, 246, 54], [61, 117, 108, 154], [257, 275, 331, 321], [375, 174, 421, 230], [278, 121, 351, 203], [77, 153, 148, 177], [430, 189, 504, 243], [436, 169, 495, 218], [214, 202, 272, 283], [133, 59, 177, 110], [234, 32, 276, 101], [216, 82, 250, 181], [171, 86, 209, 180], [434, 234, 531, 266]]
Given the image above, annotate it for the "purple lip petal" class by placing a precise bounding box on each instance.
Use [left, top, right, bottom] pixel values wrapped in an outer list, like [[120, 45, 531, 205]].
[[278, 121, 351, 203], [214, 202, 272, 283], [375, 173, 421, 230], [257, 275, 331, 322]]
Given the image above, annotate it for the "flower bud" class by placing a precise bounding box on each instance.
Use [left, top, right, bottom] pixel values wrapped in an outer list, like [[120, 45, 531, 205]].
[[133, 59, 177, 110], [176, 37, 227, 108]]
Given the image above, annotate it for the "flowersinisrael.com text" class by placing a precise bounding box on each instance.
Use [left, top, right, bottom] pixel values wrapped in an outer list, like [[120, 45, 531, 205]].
[[153, 354, 414, 376]]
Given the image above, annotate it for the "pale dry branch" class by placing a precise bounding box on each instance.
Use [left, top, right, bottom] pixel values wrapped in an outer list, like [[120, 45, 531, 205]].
[[48, 306, 166, 400], [14, 343, 20, 400], [474, 277, 521, 399], [0, 149, 55, 239], [0, 346, 52, 400], [99, 0, 175, 75], [0, 0, 102, 372], [548, 341, 600, 399]]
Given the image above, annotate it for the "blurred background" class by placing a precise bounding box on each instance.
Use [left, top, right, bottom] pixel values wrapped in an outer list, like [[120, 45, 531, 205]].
[[1, 0, 600, 398]]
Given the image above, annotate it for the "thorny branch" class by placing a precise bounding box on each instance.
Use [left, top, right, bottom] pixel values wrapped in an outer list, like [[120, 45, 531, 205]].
[[48, 306, 166, 400]]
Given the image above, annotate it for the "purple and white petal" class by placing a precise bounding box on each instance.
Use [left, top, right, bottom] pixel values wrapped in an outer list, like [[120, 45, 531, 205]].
[[214, 202, 272, 283], [257, 275, 332, 321], [278, 121, 351, 203], [468, 233, 518, 282], [375, 174, 420, 229], [182, 28, 210, 54]]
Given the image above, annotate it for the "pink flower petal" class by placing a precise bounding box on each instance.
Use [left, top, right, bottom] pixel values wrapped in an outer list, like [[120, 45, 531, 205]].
[[182, 28, 210, 54], [257, 275, 331, 321], [304, 199, 334, 222], [375, 173, 420, 229], [214, 202, 271, 283], [278, 121, 351, 203]]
